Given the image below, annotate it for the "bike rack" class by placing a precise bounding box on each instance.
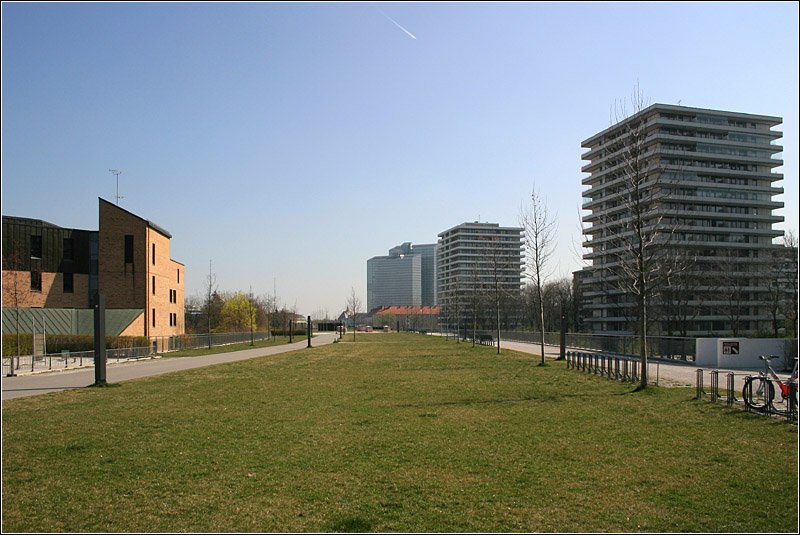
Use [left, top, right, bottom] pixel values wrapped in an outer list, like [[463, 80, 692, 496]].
[[726, 372, 736, 407], [696, 369, 704, 400], [710, 370, 719, 403]]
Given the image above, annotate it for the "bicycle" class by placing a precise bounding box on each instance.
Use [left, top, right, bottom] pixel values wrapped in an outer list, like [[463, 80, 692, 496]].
[[742, 356, 798, 415]]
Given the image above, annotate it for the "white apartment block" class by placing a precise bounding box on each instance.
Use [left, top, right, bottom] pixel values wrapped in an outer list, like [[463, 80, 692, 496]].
[[579, 104, 785, 336], [436, 222, 524, 323]]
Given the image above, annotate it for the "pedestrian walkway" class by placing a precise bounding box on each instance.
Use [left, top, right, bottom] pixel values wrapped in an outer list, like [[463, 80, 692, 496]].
[[1, 332, 338, 401], [500, 339, 793, 391]]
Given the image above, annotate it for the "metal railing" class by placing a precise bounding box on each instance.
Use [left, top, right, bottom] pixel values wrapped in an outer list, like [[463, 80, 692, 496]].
[[3, 346, 153, 376], [2, 331, 275, 376], [501, 331, 696, 362], [148, 331, 272, 353]]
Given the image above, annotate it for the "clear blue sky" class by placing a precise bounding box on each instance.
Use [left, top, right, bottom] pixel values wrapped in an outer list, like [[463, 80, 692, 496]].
[[3, 2, 798, 318]]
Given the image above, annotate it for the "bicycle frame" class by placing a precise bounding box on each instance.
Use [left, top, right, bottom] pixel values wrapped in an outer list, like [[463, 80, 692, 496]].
[[759, 356, 798, 399]]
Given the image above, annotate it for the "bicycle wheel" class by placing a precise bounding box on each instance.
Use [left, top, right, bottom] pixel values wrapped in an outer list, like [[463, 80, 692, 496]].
[[742, 376, 774, 411]]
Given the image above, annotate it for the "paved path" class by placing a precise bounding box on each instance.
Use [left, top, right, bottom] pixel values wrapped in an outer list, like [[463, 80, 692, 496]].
[[1, 332, 338, 401], [4, 333, 790, 401], [498, 339, 793, 390]]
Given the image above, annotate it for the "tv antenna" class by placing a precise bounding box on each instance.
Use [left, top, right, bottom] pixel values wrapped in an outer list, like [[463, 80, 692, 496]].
[[108, 169, 124, 205]]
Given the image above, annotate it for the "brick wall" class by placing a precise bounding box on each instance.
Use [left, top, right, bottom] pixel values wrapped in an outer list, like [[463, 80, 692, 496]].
[[2, 270, 90, 308]]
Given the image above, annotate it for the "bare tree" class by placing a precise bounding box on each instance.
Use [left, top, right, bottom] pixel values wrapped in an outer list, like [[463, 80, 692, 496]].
[[594, 85, 677, 388], [781, 231, 799, 338], [520, 185, 557, 365], [658, 248, 702, 337], [204, 260, 218, 348], [718, 249, 751, 337], [2, 246, 33, 376], [346, 287, 362, 342], [484, 236, 513, 355], [467, 263, 484, 347]]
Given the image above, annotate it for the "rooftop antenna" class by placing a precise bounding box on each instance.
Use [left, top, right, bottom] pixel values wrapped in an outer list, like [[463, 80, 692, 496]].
[[108, 169, 124, 205]]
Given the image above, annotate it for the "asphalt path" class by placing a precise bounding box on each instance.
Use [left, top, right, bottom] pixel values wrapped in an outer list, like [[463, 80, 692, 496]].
[[3, 332, 789, 401], [2, 332, 338, 401], [497, 339, 792, 390]]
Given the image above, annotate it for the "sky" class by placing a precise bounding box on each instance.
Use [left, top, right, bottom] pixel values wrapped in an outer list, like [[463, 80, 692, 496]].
[[2, 1, 798, 318]]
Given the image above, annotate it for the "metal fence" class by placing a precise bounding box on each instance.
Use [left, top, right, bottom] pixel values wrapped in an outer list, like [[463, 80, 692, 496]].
[[499, 331, 696, 362], [148, 331, 272, 353], [695, 369, 797, 424], [2, 331, 274, 376], [2, 346, 152, 376]]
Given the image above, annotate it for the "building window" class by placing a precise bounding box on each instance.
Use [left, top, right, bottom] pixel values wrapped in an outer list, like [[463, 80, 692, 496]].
[[63, 238, 74, 261], [124, 235, 134, 263], [30, 235, 42, 259], [31, 271, 42, 291], [63, 272, 74, 293], [152, 276, 156, 295], [177, 269, 180, 284], [152, 243, 156, 265], [152, 309, 156, 328]]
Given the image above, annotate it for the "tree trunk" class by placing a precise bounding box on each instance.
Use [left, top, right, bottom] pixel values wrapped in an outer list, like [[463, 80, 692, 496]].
[[640, 293, 649, 388], [539, 299, 546, 365]]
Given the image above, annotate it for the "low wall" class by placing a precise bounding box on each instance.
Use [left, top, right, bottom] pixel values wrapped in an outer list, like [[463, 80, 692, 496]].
[[695, 338, 793, 370]]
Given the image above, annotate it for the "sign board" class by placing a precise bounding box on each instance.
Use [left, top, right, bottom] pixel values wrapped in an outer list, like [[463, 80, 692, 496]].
[[722, 341, 740, 355]]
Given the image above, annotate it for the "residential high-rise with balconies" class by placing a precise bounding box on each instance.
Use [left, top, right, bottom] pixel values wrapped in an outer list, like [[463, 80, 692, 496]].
[[579, 104, 785, 336], [436, 222, 524, 329]]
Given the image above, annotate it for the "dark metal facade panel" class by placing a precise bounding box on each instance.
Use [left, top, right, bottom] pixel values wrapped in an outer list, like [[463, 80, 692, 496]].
[[2, 216, 95, 274]]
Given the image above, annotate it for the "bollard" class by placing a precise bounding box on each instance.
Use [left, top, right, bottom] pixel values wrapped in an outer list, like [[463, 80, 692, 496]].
[[696, 369, 704, 400]]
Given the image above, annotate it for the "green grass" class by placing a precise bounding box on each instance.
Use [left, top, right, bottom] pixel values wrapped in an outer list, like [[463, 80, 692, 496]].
[[2, 333, 797, 532], [158, 335, 303, 358]]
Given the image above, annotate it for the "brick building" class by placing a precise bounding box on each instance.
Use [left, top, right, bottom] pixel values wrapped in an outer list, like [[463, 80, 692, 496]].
[[2, 198, 184, 341]]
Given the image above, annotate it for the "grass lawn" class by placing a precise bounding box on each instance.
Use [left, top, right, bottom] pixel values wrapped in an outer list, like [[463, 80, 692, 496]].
[[2, 333, 797, 532], [158, 336, 305, 358]]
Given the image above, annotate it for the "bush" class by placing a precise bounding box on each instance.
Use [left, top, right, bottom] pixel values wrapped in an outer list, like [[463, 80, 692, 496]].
[[270, 329, 307, 337]]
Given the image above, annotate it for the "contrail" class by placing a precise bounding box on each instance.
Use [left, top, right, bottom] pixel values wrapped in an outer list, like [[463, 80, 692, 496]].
[[380, 10, 417, 40]]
